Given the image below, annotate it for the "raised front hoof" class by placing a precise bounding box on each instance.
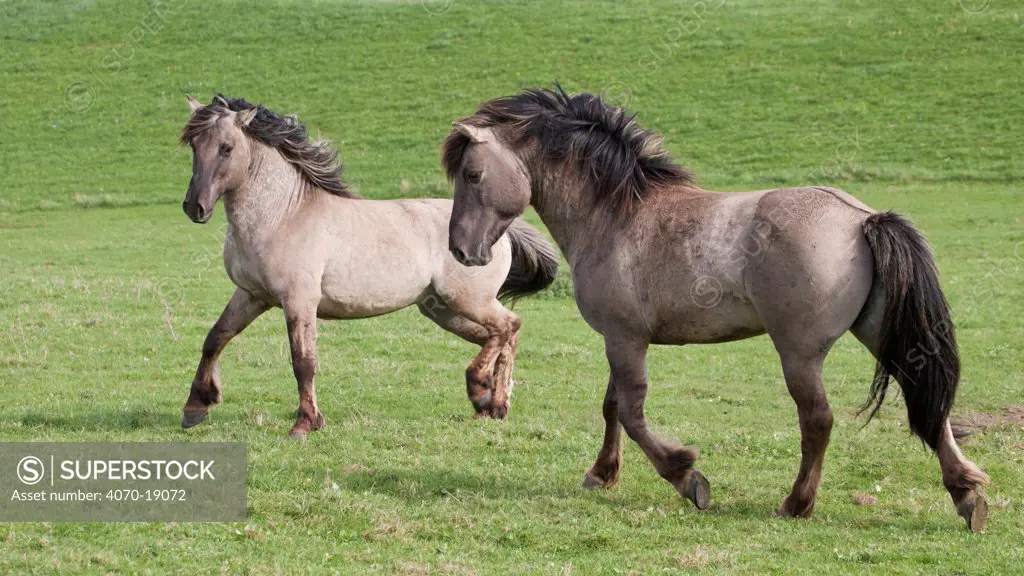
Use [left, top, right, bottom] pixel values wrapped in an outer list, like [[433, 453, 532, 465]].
[[777, 496, 815, 519], [472, 401, 510, 420], [469, 389, 493, 418], [288, 412, 325, 439], [673, 468, 711, 510], [181, 409, 208, 429], [490, 402, 509, 420], [581, 469, 619, 490], [957, 493, 988, 533]]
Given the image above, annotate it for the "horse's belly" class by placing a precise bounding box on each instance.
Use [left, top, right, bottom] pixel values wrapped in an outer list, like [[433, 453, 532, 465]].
[[317, 270, 430, 319], [651, 299, 766, 345], [315, 291, 421, 319]]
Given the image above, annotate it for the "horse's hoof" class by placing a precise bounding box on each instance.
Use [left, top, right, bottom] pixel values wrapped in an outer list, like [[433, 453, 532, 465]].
[[289, 412, 324, 438], [490, 403, 508, 420], [582, 470, 617, 490], [181, 410, 208, 429], [675, 468, 711, 510], [777, 495, 815, 518], [958, 494, 988, 533]]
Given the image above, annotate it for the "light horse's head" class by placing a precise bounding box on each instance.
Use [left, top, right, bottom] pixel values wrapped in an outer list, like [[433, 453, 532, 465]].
[[443, 85, 691, 266], [180, 95, 258, 223]]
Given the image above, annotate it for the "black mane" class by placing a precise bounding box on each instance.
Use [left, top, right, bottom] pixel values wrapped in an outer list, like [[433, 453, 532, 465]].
[[181, 95, 356, 198], [443, 84, 694, 212]]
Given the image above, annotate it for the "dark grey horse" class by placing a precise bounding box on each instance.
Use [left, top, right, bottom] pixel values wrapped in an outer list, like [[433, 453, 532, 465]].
[[442, 86, 988, 531]]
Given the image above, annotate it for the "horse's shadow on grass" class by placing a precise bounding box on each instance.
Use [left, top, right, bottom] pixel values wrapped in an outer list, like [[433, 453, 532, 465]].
[[329, 464, 790, 524], [330, 465, 588, 502], [327, 465, 961, 531], [16, 406, 173, 434]]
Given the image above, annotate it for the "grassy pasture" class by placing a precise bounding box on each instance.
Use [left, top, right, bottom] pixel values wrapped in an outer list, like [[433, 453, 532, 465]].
[[1, 0, 1023, 573]]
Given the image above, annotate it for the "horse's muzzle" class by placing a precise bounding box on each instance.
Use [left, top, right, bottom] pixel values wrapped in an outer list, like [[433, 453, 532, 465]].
[[449, 241, 492, 267], [182, 200, 211, 224]]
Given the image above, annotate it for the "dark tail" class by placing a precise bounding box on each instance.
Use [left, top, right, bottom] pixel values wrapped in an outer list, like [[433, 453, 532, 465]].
[[860, 212, 959, 450], [499, 218, 560, 302]]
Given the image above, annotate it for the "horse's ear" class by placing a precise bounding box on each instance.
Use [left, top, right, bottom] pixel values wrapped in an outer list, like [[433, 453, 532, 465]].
[[186, 95, 202, 113], [453, 122, 487, 144], [213, 95, 229, 108], [236, 107, 258, 127]]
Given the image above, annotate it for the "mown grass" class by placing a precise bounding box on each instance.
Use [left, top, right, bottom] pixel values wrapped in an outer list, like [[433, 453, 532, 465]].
[[1, 0, 1022, 574]]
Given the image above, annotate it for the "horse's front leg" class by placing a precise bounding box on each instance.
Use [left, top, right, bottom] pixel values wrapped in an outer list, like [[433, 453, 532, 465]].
[[284, 298, 325, 438], [582, 377, 623, 489], [603, 335, 711, 509], [183, 288, 269, 428]]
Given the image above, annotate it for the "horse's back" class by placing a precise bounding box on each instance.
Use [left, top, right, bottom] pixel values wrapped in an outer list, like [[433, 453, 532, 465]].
[[599, 186, 876, 346]]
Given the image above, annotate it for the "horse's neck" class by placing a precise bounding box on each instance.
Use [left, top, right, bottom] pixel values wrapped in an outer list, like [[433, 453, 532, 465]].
[[530, 168, 619, 266], [224, 147, 309, 243]]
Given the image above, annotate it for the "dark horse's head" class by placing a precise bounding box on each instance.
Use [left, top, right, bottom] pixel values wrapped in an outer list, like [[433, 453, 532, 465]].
[[179, 95, 259, 223], [441, 84, 692, 266]]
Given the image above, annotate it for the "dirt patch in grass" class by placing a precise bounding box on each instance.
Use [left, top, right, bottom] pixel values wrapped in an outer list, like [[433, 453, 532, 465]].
[[951, 405, 1024, 440], [852, 492, 879, 506]]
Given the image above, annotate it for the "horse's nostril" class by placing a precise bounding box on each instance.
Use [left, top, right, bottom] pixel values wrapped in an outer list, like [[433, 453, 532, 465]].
[[451, 246, 467, 263]]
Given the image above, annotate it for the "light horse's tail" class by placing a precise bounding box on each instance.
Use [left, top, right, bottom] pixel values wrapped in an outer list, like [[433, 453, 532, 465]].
[[498, 218, 560, 302], [859, 212, 958, 450]]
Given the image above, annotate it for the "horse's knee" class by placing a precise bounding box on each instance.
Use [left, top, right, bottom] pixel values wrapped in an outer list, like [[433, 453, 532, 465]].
[[506, 313, 522, 334]]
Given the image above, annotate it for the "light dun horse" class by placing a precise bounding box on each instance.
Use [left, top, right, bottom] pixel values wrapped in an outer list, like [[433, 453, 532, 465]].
[[178, 95, 558, 436], [443, 86, 989, 531]]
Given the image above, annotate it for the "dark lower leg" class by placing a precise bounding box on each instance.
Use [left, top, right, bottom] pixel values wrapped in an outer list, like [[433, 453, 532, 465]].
[[779, 401, 833, 517], [465, 318, 516, 418], [778, 356, 832, 518], [583, 378, 623, 488], [286, 309, 324, 438], [466, 335, 502, 417], [605, 338, 707, 507], [183, 289, 267, 426]]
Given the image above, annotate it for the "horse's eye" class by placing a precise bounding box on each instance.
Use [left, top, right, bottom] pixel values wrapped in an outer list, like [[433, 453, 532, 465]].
[[465, 170, 483, 184], [219, 143, 233, 157]]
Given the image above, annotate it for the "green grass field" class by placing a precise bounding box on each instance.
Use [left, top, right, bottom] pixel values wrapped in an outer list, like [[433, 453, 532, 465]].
[[1, 0, 1022, 573]]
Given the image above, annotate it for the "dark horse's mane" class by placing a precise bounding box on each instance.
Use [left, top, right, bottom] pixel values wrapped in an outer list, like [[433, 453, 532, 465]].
[[181, 95, 356, 197], [443, 84, 694, 212]]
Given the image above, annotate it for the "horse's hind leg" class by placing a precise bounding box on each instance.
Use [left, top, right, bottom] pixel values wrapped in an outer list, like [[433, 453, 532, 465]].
[[417, 294, 520, 418], [489, 330, 519, 419], [183, 288, 269, 428], [453, 302, 519, 419], [775, 351, 833, 518], [417, 297, 491, 415], [936, 421, 990, 531], [851, 313, 990, 531]]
